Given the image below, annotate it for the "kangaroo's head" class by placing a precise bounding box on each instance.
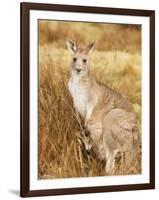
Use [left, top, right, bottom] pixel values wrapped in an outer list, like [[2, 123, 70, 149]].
[[66, 39, 95, 76]]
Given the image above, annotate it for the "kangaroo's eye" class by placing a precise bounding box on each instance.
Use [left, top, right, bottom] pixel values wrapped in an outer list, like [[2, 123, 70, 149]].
[[73, 57, 77, 62], [83, 59, 87, 63]]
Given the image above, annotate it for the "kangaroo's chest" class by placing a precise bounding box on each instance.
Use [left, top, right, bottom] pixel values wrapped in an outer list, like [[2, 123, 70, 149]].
[[68, 78, 88, 118]]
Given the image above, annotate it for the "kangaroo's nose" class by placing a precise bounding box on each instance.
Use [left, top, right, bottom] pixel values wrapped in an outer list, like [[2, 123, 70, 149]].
[[76, 68, 81, 73], [86, 150, 90, 155]]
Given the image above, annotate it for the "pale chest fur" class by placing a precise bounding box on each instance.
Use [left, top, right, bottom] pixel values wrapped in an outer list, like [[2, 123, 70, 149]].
[[68, 77, 88, 119]]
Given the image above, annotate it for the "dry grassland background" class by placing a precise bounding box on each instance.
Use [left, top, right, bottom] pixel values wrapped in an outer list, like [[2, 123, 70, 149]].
[[38, 21, 141, 179]]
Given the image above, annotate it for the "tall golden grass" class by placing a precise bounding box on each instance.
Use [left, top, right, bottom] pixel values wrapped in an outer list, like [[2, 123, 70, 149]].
[[38, 21, 141, 179]]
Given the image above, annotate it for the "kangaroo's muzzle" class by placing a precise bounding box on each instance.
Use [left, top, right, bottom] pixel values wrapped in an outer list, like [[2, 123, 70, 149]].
[[76, 68, 81, 73]]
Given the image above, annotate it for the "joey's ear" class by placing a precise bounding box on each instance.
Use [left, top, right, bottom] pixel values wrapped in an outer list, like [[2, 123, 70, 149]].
[[77, 131, 82, 139], [77, 131, 83, 139], [86, 41, 95, 54], [66, 39, 77, 53]]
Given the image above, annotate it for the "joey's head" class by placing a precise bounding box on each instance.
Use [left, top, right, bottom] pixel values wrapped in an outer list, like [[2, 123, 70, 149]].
[[77, 130, 93, 154], [66, 39, 95, 76]]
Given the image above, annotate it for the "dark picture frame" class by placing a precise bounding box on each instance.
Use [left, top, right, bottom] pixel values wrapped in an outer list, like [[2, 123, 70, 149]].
[[20, 2, 155, 197]]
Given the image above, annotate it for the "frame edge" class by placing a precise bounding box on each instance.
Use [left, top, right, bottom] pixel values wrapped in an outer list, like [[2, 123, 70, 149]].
[[20, 2, 30, 197]]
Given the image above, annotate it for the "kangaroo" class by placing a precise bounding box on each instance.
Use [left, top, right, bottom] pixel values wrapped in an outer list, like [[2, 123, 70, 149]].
[[66, 39, 139, 174], [77, 129, 93, 154]]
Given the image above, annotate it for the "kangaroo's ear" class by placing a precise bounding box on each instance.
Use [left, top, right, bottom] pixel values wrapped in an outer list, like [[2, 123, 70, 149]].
[[66, 39, 77, 53], [86, 41, 95, 54]]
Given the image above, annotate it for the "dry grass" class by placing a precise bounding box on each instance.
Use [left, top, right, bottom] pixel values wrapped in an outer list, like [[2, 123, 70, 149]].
[[38, 21, 141, 179]]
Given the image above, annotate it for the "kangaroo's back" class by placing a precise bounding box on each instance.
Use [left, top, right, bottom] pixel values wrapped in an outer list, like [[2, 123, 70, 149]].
[[88, 80, 133, 123]]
